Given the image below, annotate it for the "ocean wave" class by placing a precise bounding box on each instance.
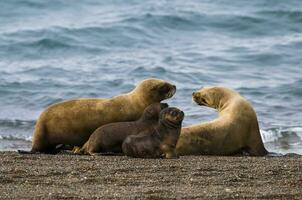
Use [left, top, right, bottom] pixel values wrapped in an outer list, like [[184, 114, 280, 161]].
[[0, 135, 32, 142], [277, 80, 302, 97], [123, 13, 204, 32], [131, 66, 167, 76], [18, 66, 76, 77], [261, 127, 302, 154], [0, 119, 35, 129], [0, 24, 156, 59], [261, 127, 302, 144], [0, 37, 103, 59], [257, 10, 302, 23], [0, 119, 34, 151]]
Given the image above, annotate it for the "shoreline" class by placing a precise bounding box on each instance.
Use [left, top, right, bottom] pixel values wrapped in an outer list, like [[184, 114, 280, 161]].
[[1, 151, 301, 199]]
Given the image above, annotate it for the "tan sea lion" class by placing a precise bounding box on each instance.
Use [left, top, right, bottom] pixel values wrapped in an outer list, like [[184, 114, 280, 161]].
[[73, 102, 169, 155], [122, 107, 184, 159], [176, 86, 268, 156], [19, 78, 176, 154]]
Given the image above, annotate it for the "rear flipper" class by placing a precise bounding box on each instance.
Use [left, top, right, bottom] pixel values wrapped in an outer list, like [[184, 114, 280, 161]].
[[72, 146, 84, 154], [17, 150, 36, 154], [18, 144, 65, 155]]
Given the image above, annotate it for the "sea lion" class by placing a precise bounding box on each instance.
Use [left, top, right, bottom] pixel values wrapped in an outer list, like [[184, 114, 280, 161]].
[[73, 102, 169, 155], [122, 107, 184, 159], [176, 86, 268, 156], [20, 78, 176, 154]]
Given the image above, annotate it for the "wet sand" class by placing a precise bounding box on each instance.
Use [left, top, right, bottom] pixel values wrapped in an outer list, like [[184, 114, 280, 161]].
[[0, 152, 301, 199]]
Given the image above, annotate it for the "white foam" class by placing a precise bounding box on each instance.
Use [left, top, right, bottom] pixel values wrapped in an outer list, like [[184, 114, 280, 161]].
[[0, 135, 32, 142], [260, 129, 282, 143], [260, 127, 302, 143]]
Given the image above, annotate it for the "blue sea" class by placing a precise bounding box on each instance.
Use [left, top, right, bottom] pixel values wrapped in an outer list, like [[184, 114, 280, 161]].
[[0, 0, 301, 154]]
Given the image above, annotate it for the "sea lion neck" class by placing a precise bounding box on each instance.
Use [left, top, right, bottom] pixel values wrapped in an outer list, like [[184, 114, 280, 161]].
[[156, 120, 181, 147], [137, 115, 158, 123], [121, 91, 153, 114], [154, 123, 170, 140], [128, 90, 156, 107], [216, 93, 234, 112]]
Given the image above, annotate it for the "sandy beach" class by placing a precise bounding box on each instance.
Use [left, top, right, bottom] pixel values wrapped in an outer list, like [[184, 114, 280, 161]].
[[0, 152, 301, 199]]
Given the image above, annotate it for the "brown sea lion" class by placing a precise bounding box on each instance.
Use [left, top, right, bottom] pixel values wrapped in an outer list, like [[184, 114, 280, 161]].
[[122, 107, 184, 159], [73, 102, 168, 155], [19, 78, 176, 154], [176, 86, 268, 156]]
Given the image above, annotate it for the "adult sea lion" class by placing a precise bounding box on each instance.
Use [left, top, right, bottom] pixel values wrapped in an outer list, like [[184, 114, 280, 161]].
[[122, 107, 184, 159], [20, 78, 176, 154], [73, 102, 168, 155], [176, 86, 268, 156]]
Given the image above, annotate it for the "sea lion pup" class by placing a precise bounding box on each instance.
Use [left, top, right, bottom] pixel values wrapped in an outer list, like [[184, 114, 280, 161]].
[[122, 107, 184, 159], [19, 78, 176, 154], [73, 102, 168, 155], [176, 86, 268, 156]]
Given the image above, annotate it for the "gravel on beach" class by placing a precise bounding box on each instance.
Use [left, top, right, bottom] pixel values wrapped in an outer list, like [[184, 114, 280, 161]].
[[0, 152, 301, 199]]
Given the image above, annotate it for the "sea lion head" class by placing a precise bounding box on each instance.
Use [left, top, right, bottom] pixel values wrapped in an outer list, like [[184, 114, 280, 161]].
[[192, 86, 235, 109], [135, 78, 176, 102], [160, 107, 184, 128], [142, 103, 169, 121]]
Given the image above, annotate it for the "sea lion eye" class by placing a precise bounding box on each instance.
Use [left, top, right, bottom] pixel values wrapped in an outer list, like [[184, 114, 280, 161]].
[[200, 98, 207, 104], [171, 110, 177, 116]]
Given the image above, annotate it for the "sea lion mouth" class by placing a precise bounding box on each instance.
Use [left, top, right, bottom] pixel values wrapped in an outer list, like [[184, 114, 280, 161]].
[[197, 101, 206, 106], [166, 85, 176, 98], [162, 118, 181, 128], [193, 97, 207, 106], [165, 113, 184, 128]]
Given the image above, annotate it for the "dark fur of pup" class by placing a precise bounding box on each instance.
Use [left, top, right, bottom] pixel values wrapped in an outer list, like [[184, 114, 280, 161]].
[[122, 107, 184, 159]]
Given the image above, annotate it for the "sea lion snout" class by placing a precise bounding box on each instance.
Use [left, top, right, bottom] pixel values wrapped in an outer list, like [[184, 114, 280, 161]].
[[176, 110, 185, 122], [192, 91, 208, 106], [192, 91, 200, 98], [167, 84, 176, 98], [192, 92, 201, 103], [179, 110, 185, 119]]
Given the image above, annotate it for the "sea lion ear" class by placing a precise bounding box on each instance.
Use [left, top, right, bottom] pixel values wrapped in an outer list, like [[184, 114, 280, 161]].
[[150, 83, 160, 91]]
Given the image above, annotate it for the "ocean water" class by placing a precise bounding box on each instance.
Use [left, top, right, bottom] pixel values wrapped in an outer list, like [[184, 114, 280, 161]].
[[0, 0, 302, 154]]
